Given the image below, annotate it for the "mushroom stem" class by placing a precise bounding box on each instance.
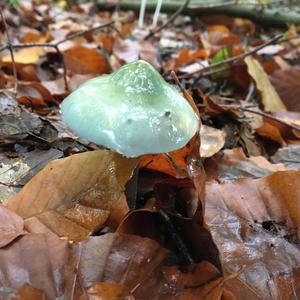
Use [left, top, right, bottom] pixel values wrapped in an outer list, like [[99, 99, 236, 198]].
[[138, 0, 147, 28]]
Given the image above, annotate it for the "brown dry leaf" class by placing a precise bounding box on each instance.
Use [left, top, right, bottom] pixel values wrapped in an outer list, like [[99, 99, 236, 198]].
[[17, 81, 54, 107], [76, 233, 224, 300], [20, 31, 51, 44], [271, 145, 300, 170], [0, 148, 63, 202], [0, 284, 47, 300], [255, 122, 286, 146], [153, 178, 199, 218], [205, 148, 287, 182], [113, 38, 140, 64], [175, 48, 209, 68], [271, 67, 300, 112], [205, 170, 300, 299], [140, 134, 200, 178], [117, 209, 220, 268], [200, 125, 226, 158], [140, 146, 190, 178], [64, 46, 111, 75], [80, 282, 134, 300], [5, 150, 138, 241], [0, 233, 77, 299], [245, 56, 286, 112], [0, 205, 25, 248], [0, 232, 168, 299], [42, 77, 68, 101], [75, 233, 169, 293]]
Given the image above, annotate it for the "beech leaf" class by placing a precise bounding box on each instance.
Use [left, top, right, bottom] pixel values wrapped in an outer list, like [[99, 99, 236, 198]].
[[245, 56, 286, 112], [5, 150, 138, 241]]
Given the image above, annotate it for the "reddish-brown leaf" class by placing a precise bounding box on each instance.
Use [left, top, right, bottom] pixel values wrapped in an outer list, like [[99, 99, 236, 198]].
[[205, 170, 300, 299], [271, 67, 300, 112], [64, 46, 111, 75], [80, 282, 134, 300]]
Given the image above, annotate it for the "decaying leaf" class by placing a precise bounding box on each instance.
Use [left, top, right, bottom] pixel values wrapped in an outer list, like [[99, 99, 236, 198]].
[[80, 282, 134, 300], [5, 150, 138, 241], [271, 145, 300, 170], [64, 46, 111, 75], [245, 56, 286, 112], [205, 148, 286, 181], [0, 233, 75, 299], [271, 67, 300, 112], [200, 125, 226, 158], [0, 205, 25, 248], [205, 170, 300, 299]]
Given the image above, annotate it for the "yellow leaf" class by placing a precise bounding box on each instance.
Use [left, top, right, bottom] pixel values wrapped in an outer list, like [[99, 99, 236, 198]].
[[2, 47, 44, 64], [245, 56, 286, 112]]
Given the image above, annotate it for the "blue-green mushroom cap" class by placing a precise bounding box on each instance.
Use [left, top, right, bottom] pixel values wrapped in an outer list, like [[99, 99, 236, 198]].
[[61, 60, 199, 157]]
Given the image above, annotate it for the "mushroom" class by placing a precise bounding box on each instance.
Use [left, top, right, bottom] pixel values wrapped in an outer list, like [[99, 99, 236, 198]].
[[61, 60, 199, 157]]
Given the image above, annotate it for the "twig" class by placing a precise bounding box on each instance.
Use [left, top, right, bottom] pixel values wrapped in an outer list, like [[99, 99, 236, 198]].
[[144, 0, 191, 40], [0, 21, 115, 91], [54, 45, 69, 91], [180, 33, 283, 78], [0, 181, 24, 188], [0, 9, 17, 99], [222, 104, 300, 132]]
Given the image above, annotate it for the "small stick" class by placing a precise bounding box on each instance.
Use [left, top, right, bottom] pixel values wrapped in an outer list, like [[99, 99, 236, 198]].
[[54, 45, 69, 91], [0, 9, 17, 99], [180, 33, 283, 78], [144, 0, 190, 40], [221, 104, 300, 132]]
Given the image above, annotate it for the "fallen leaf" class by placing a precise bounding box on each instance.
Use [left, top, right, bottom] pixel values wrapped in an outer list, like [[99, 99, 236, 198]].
[[0, 205, 25, 248], [117, 209, 221, 268], [5, 150, 138, 241], [0, 233, 76, 299], [140, 134, 200, 179], [271, 67, 300, 112], [205, 170, 300, 299], [0, 284, 47, 300], [113, 38, 140, 63], [0, 148, 63, 202], [271, 145, 300, 170], [140, 146, 190, 178], [255, 121, 286, 146], [17, 81, 54, 107], [245, 56, 286, 112], [80, 282, 134, 300], [2, 47, 44, 64], [200, 125, 226, 158], [64, 46, 111, 75], [75, 233, 169, 291], [175, 48, 208, 68], [20, 31, 51, 43], [205, 148, 286, 182], [42, 77, 68, 101]]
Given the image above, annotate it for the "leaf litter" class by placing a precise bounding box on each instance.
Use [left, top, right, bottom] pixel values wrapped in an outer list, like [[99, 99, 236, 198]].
[[0, 1, 300, 299]]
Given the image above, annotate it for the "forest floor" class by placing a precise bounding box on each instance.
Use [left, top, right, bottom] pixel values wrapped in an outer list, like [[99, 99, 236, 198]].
[[0, 1, 300, 299]]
